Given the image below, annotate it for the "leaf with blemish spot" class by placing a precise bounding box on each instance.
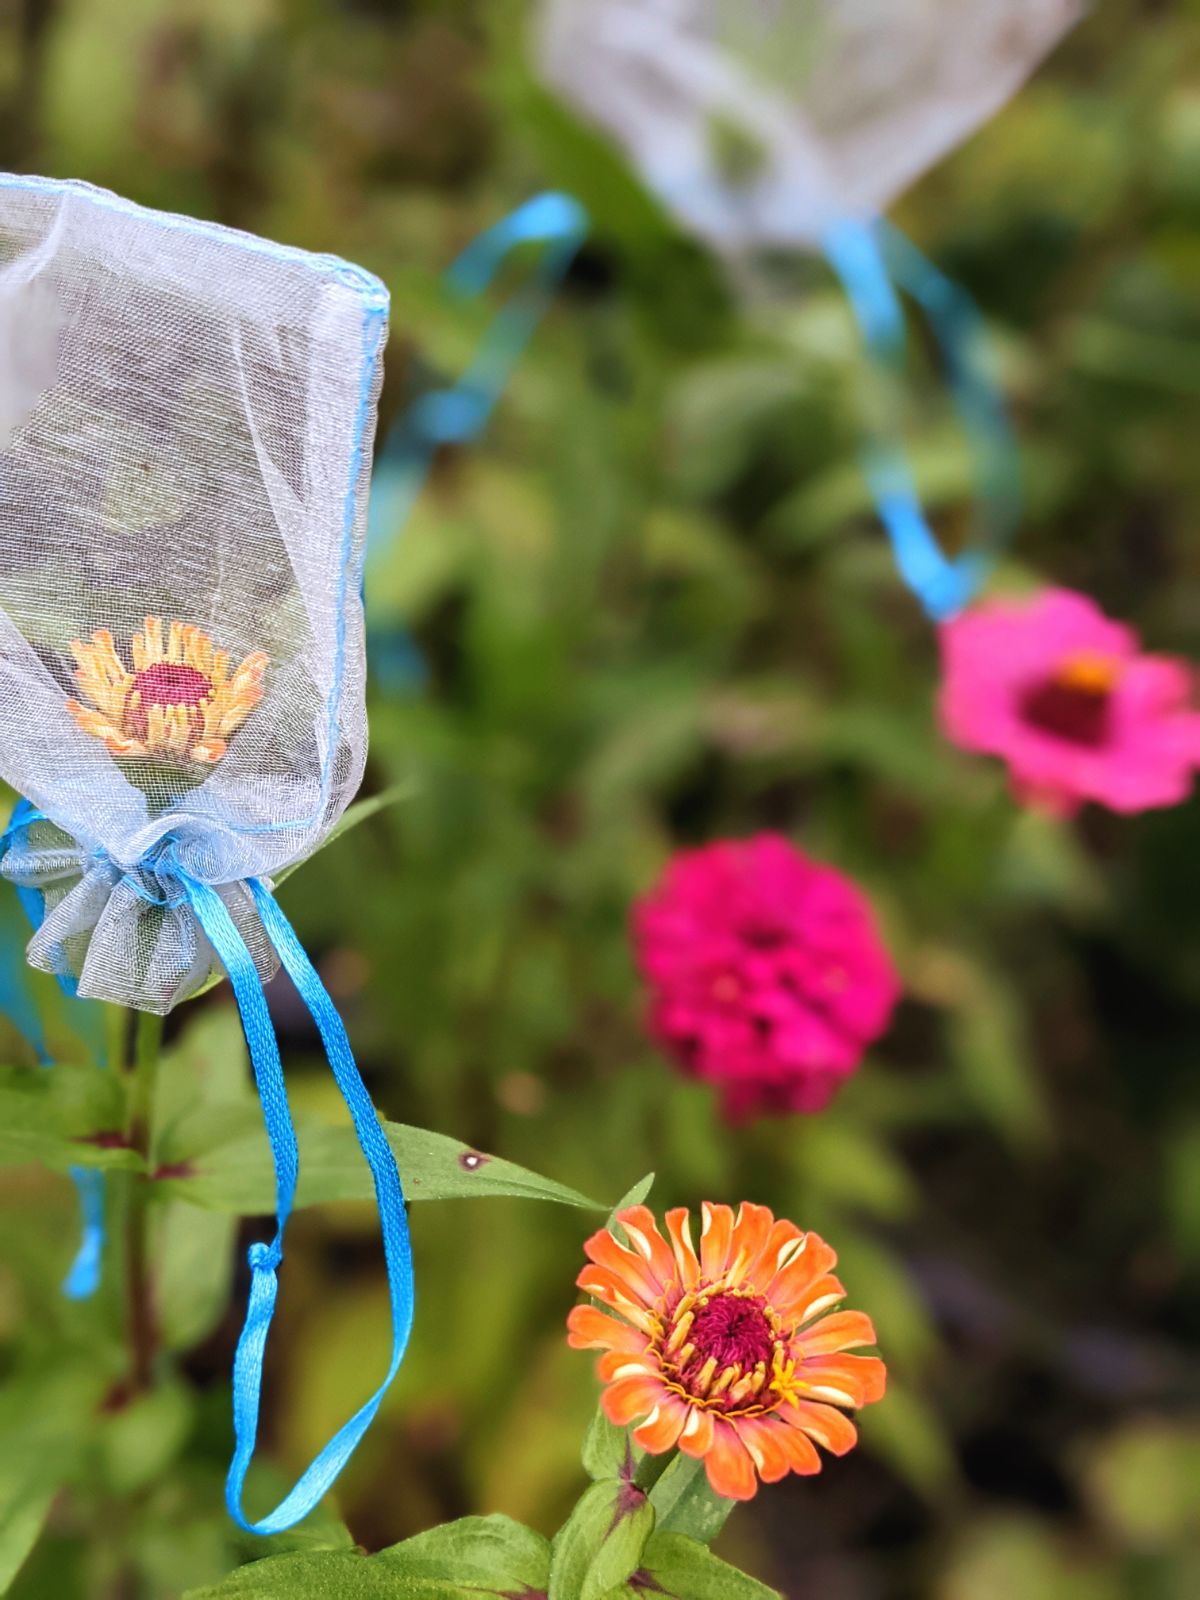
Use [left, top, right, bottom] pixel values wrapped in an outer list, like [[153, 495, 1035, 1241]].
[[153, 1103, 599, 1213]]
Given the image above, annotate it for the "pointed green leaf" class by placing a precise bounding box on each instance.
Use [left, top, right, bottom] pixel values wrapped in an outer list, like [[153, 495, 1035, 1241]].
[[0, 1063, 141, 1173], [582, 1407, 641, 1485], [185, 1516, 549, 1598], [377, 1514, 551, 1589], [548, 1479, 656, 1600], [272, 782, 417, 889], [607, 1172, 654, 1239], [184, 1554, 441, 1598], [648, 1454, 734, 1546], [612, 1532, 783, 1599], [154, 1104, 598, 1214]]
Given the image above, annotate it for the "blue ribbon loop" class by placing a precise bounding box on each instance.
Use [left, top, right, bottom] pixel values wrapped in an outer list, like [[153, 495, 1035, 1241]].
[[184, 873, 413, 1534], [0, 800, 105, 1299], [365, 190, 589, 562], [822, 217, 1020, 622]]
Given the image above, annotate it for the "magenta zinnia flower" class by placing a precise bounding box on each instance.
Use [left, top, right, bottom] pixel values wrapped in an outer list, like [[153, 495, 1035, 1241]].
[[939, 588, 1200, 816], [633, 836, 900, 1120]]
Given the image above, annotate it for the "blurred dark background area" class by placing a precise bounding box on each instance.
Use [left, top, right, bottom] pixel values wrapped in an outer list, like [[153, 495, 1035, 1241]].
[[0, 1, 1198, 1596]]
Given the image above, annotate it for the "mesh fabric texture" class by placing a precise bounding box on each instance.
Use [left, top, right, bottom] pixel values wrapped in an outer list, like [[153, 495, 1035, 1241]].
[[0, 176, 387, 1011], [539, 0, 1082, 250]]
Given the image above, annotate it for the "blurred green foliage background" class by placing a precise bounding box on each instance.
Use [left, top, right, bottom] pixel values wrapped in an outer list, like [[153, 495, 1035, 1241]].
[[0, 0, 1198, 1595]]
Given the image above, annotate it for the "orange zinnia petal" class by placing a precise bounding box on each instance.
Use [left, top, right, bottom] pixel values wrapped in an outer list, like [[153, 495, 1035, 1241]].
[[583, 1227, 667, 1306], [616, 1205, 677, 1289], [677, 1404, 715, 1459], [736, 1416, 794, 1484], [743, 1215, 806, 1294], [699, 1202, 736, 1280], [703, 1418, 758, 1500], [576, 1264, 657, 1329], [725, 1202, 775, 1286], [597, 1348, 656, 1381], [632, 1395, 689, 1454], [565, 1304, 649, 1353], [778, 1422, 823, 1476], [766, 1233, 839, 1318], [785, 1400, 859, 1456], [799, 1354, 887, 1407], [793, 1310, 877, 1356], [601, 1371, 667, 1427], [790, 1274, 847, 1328], [664, 1208, 701, 1287]]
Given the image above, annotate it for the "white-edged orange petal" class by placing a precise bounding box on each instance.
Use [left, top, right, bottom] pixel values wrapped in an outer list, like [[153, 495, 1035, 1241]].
[[566, 1304, 649, 1354], [736, 1416, 793, 1484], [785, 1400, 859, 1456], [796, 1353, 886, 1408], [601, 1371, 668, 1427], [616, 1205, 676, 1290], [766, 1232, 839, 1318], [703, 1418, 758, 1500], [583, 1226, 667, 1307], [576, 1264, 657, 1330], [664, 1208, 701, 1287], [677, 1404, 715, 1460], [699, 1202, 735, 1280], [632, 1394, 689, 1454], [793, 1310, 877, 1357]]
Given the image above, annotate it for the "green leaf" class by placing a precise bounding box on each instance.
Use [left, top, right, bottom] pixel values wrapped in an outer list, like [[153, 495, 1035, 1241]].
[[0, 1482, 59, 1596], [186, 1516, 549, 1599], [615, 1532, 783, 1599], [184, 782, 420, 1002], [155, 1106, 599, 1214], [154, 1201, 238, 1352], [377, 1514, 551, 1588], [184, 1554, 442, 1598], [549, 1479, 656, 1600], [272, 782, 417, 889], [607, 1172, 654, 1238], [0, 1365, 106, 1593], [582, 1407, 641, 1485], [648, 1455, 734, 1546], [0, 1064, 141, 1174]]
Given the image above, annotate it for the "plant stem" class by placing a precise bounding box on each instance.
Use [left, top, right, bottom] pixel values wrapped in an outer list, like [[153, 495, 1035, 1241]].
[[124, 1009, 163, 1394]]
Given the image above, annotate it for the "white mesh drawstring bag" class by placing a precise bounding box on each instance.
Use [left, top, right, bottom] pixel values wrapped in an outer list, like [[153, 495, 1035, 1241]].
[[538, 0, 1082, 254], [537, 0, 1081, 621], [0, 174, 412, 1535]]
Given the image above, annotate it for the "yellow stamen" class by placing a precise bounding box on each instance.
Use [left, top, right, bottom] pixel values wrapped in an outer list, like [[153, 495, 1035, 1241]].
[[665, 1311, 694, 1356], [692, 1356, 718, 1397]]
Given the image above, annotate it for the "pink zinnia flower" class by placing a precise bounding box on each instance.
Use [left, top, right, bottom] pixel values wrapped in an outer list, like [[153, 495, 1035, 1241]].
[[632, 835, 900, 1120], [939, 587, 1200, 816]]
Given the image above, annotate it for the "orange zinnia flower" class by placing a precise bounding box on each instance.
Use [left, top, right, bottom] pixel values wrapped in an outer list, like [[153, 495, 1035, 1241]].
[[66, 616, 267, 767], [567, 1202, 885, 1500]]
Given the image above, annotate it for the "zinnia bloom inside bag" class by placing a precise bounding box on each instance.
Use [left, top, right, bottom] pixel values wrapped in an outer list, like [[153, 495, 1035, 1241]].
[[0, 174, 412, 1535]]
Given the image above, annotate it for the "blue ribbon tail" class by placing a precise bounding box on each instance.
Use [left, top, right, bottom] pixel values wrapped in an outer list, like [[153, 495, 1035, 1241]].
[[184, 874, 413, 1536], [2, 798, 106, 1299], [62, 1166, 106, 1299], [365, 190, 589, 566], [823, 216, 1020, 623]]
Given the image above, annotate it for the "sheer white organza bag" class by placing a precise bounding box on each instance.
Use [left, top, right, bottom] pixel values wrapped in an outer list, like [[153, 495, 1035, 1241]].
[[0, 175, 411, 1536], [538, 0, 1081, 621], [539, 0, 1082, 253]]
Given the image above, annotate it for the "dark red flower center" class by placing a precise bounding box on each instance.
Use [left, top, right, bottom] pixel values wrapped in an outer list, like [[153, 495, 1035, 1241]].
[[686, 1292, 775, 1373], [1019, 652, 1119, 749], [129, 663, 213, 739]]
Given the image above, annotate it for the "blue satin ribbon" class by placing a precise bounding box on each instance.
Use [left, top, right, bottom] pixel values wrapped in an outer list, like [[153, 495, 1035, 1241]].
[[0, 800, 105, 1299], [823, 217, 1020, 622], [183, 872, 413, 1534], [365, 190, 589, 565]]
